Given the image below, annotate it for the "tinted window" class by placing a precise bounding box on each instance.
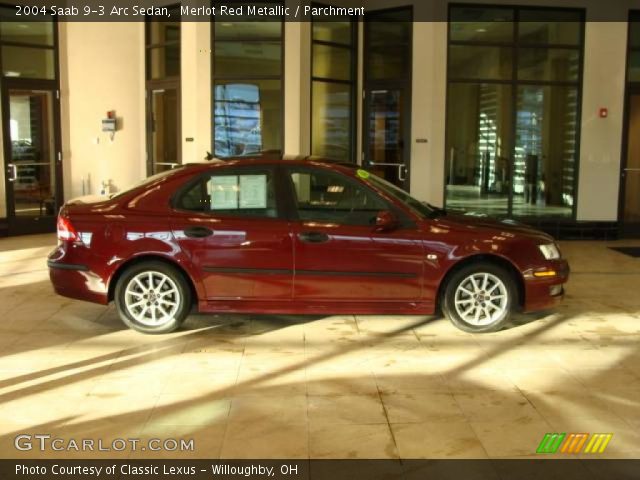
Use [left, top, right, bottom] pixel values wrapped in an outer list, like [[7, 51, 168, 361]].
[[289, 169, 385, 226], [177, 170, 277, 218]]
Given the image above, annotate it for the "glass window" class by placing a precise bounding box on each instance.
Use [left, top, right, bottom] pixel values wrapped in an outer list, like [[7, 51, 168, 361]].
[[312, 44, 351, 81], [313, 21, 351, 44], [449, 7, 514, 43], [214, 21, 281, 40], [214, 41, 282, 78], [512, 86, 578, 217], [311, 12, 355, 162], [214, 80, 282, 158], [446, 83, 513, 217], [0, 21, 54, 46], [213, 10, 283, 159], [312, 82, 352, 161], [518, 10, 582, 45], [177, 171, 277, 217], [2, 46, 54, 79], [368, 45, 412, 81], [147, 45, 180, 80], [446, 6, 582, 219], [289, 169, 386, 226], [148, 21, 180, 45], [449, 45, 513, 81], [517, 48, 580, 82], [146, 19, 180, 80]]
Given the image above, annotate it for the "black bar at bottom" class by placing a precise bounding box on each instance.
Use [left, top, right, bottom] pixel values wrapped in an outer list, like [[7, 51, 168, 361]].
[[1, 460, 639, 480]]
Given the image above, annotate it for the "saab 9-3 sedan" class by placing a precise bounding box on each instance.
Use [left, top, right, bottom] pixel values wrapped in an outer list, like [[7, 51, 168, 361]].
[[48, 159, 568, 334]]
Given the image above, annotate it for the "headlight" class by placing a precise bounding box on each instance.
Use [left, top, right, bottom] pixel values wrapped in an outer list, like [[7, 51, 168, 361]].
[[538, 243, 560, 260]]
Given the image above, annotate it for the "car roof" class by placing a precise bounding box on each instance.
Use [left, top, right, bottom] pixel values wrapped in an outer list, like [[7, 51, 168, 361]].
[[183, 156, 358, 172]]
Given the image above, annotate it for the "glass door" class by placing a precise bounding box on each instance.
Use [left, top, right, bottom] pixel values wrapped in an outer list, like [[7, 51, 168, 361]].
[[621, 91, 640, 235], [362, 7, 412, 190], [364, 87, 409, 189], [147, 85, 181, 174], [3, 87, 61, 234]]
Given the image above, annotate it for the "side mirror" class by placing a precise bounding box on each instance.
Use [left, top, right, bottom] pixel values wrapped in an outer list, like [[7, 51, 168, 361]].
[[374, 210, 398, 232]]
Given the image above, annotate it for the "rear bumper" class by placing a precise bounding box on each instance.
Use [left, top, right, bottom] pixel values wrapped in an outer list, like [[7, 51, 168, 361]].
[[48, 248, 109, 305], [522, 259, 569, 313]]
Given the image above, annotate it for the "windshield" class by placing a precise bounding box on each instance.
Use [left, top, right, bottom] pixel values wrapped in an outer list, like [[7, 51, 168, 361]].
[[364, 172, 440, 218], [109, 166, 187, 199]]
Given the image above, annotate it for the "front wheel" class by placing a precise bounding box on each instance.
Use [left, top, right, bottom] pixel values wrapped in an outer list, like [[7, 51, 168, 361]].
[[442, 263, 516, 333], [114, 261, 191, 334]]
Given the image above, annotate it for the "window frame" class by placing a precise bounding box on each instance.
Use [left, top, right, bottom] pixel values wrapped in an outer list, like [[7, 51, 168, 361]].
[[310, 4, 357, 162], [0, 7, 58, 82], [211, 4, 285, 160], [445, 4, 586, 221], [171, 165, 284, 221]]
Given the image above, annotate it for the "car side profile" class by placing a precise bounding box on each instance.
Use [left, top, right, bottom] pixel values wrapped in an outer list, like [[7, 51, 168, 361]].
[[48, 159, 569, 334]]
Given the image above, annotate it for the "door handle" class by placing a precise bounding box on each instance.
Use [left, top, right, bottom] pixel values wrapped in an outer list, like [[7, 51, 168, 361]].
[[298, 231, 330, 243], [184, 226, 213, 238], [7, 164, 17, 182]]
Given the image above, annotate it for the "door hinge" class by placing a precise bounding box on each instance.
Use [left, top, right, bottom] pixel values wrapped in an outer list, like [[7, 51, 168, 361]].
[[362, 90, 366, 99], [56, 90, 60, 99], [57, 151, 62, 162]]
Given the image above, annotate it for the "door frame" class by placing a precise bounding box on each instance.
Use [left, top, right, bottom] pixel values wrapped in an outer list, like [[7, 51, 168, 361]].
[[362, 6, 413, 192], [1, 78, 63, 235], [618, 84, 640, 237], [145, 79, 182, 175]]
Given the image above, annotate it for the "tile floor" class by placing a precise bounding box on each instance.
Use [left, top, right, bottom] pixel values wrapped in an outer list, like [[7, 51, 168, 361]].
[[0, 234, 639, 459]]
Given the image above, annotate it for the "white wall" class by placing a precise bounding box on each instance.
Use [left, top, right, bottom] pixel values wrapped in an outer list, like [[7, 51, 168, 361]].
[[59, 22, 145, 199], [576, 22, 628, 221], [181, 21, 212, 164]]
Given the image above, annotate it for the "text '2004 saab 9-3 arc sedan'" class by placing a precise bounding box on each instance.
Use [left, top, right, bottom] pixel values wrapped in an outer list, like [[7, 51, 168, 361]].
[[48, 158, 569, 334]]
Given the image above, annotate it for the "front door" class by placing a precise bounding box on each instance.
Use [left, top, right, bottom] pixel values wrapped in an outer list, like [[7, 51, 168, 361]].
[[621, 90, 640, 236], [285, 166, 423, 302], [2, 85, 61, 234]]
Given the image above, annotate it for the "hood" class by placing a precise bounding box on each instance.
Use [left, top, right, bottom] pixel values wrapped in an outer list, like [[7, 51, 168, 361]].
[[437, 212, 554, 243]]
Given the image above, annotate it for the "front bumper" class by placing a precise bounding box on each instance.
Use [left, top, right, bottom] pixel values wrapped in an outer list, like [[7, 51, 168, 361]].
[[522, 259, 570, 313]]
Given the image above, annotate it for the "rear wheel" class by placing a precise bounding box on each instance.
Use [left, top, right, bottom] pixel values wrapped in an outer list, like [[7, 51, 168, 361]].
[[114, 261, 191, 334], [442, 263, 516, 333]]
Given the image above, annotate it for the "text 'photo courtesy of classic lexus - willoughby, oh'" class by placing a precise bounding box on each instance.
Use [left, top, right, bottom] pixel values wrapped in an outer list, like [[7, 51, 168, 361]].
[[48, 158, 569, 334]]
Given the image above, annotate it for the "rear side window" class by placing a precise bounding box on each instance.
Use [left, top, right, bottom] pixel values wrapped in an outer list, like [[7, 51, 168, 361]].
[[288, 168, 386, 226], [175, 170, 278, 218]]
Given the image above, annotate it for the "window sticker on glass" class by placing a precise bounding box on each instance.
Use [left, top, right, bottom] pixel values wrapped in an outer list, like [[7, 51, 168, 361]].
[[208, 175, 238, 210], [357, 169, 370, 179], [239, 174, 268, 209]]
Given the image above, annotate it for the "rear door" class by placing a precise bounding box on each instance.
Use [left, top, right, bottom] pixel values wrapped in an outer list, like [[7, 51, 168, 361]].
[[170, 165, 293, 300], [284, 166, 423, 301]]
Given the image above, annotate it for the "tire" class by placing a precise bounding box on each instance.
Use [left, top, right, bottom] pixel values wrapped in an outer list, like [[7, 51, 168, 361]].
[[114, 261, 191, 334], [442, 262, 517, 333]]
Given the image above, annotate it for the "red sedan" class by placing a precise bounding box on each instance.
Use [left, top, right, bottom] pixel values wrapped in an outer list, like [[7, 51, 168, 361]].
[[48, 159, 569, 334]]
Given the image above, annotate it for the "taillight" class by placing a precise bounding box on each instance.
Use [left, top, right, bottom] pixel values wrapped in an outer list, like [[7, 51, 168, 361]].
[[57, 215, 78, 242]]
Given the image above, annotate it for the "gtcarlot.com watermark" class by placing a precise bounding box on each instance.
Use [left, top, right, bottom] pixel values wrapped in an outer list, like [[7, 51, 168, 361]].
[[14, 434, 194, 452]]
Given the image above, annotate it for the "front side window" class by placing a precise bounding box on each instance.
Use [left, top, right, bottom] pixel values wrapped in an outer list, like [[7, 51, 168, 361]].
[[176, 170, 277, 218], [288, 169, 386, 226]]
